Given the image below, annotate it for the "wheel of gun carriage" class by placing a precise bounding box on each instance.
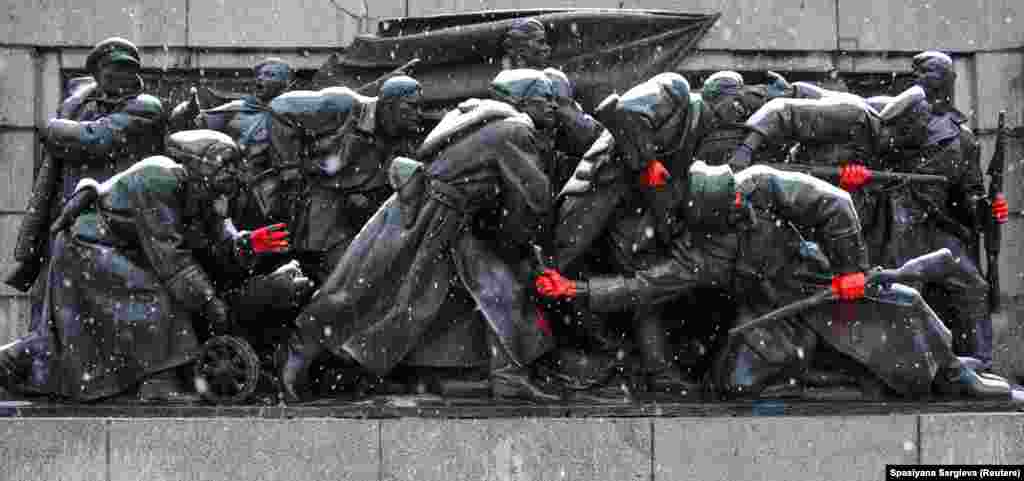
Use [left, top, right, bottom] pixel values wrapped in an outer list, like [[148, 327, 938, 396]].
[[193, 335, 262, 404]]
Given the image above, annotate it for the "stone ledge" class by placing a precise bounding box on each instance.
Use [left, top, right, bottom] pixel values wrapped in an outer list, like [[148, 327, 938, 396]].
[[920, 413, 1024, 464], [4, 398, 1023, 419], [4, 412, 1024, 481], [655, 415, 918, 481], [382, 418, 650, 481], [108, 418, 379, 481]]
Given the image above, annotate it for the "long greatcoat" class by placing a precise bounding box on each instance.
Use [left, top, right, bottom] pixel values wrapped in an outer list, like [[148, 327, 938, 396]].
[[30, 157, 249, 401], [293, 103, 554, 375]]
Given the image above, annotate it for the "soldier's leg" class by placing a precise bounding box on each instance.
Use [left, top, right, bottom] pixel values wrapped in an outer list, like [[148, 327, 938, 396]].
[[712, 318, 818, 399], [931, 232, 992, 369], [606, 209, 693, 393], [540, 180, 633, 391], [630, 307, 701, 395], [0, 332, 49, 396]]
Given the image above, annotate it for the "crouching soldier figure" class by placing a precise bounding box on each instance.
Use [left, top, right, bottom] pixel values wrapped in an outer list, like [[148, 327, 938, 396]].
[[282, 69, 561, 403], [537, 162, 1013, 400], [0, 131, 294, 402]]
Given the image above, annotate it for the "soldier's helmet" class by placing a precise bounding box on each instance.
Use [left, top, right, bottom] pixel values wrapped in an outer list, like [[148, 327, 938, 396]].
[[86, 37, 141, 74], [542, 68, 574, 101], [618, 72, 691, 129], [166, 130, 241, 192], [593, 73, 691, 172], [379, 75, 422, 101], [490, 68, 554, 103], [684, 160, 738, 232], [701, 71, 744, 103]]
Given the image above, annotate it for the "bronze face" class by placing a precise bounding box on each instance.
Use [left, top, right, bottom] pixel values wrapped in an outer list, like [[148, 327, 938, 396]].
[[379, 91, 424, 136], [253, 62, 290, 103], [518, 94, 557, 130], [97, 61, 141, 96]]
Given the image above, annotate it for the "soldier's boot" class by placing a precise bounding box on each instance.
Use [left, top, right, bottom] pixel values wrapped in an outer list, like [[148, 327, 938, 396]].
[[634, 317, 700, 396], [279, 332, 324, 403], [943, 258, 993, 371], [0, 338, 34, 395], [489, 332, 561, 403], [933, 362, 1010, 399], [137, 369, 201, 403], [2, 260, 42, 294], [713, 335, 809, 400], [948, 309, 994, 372], [957, 316, 994, 372]]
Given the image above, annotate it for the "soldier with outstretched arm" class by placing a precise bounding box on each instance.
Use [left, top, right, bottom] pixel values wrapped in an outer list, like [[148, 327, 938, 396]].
[[537, 161, 1014, 400], [555, 73, 706, 394], [5, 38, 165, 292], [731, 83, 1005, 370]]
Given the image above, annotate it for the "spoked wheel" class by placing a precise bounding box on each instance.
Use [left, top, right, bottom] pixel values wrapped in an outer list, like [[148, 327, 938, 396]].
[[193, 335, 261, 404]]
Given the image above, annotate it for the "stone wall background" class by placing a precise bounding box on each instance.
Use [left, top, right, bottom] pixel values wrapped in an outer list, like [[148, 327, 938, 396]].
[[0, 0, 1022, 342]]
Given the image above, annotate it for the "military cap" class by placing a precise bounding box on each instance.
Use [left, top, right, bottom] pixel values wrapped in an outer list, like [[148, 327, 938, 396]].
[[490, 69, 554, 102], [86, 37, 140, 73]]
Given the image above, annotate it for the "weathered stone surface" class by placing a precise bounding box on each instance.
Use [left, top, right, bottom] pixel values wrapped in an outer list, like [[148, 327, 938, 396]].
[[38, 52, 62, 127], [951, 57, 975, 127], [407, 0, 620, 18], [0, 293, 31, 344], [993, 307, 1024, 383], [366, 0, 407, 20], [382, 418, 651, 481], [0, 131, 37, 211], [188, 0, 356, 48], [920, 413, 1024, 463], [195, 50, 334, 71], [974, 53, 1024, 132], [0, 419, 107, 481], [838, 0, 1024, 52], [628, 0, 836, 51], [3, 0, 188, 47], [0, 49, 37, 128], [108, 418, 379, 481], [684, 50, 836, 73], [654, 415, 917, 481]]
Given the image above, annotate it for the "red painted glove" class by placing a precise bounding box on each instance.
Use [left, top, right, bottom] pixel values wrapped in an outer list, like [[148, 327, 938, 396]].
[[251, 223, 290, 254], [839, 164, 872, 192], [535, 268, 578, 300], [992, 193, 1009, 224], [640, 159, 671, 189], [831, 272, 866, 301]]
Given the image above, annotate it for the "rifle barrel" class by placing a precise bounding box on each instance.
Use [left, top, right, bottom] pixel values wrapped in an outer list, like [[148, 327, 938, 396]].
[[728, 290, 836, 336], [763, 164, 947, 184], [986, 110, 1007, 312]]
